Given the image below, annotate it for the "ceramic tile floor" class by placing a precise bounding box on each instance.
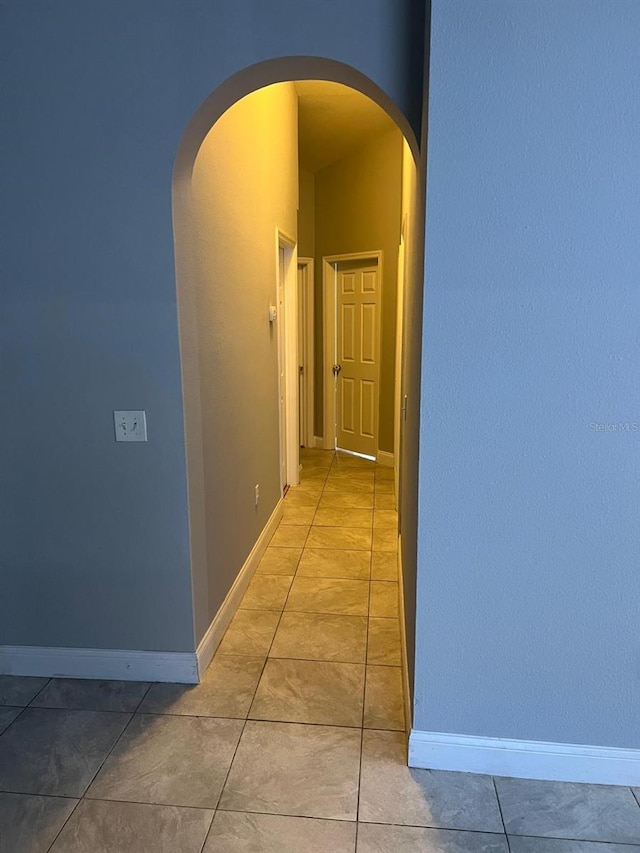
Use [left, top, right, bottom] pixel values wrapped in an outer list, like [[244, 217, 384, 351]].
[[1, 449, 639, 851]]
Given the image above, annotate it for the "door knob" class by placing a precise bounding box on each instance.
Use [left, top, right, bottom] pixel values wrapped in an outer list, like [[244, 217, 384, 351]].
[[332, 364, 342, 376]]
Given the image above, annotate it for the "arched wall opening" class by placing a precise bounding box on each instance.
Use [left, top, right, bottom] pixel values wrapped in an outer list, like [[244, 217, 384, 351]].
[[172, 58, 425, 697]]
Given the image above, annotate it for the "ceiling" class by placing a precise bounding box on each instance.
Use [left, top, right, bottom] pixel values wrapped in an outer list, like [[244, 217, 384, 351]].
[[295, 81, 397, 173]]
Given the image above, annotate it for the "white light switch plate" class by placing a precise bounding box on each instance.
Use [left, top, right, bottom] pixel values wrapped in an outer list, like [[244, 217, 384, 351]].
[[114, 410, 147, 442]]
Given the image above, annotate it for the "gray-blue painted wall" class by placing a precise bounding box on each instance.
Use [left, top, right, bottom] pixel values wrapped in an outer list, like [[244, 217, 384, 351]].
[[0, 1, 425, 652], [416, 0, 640, 749]]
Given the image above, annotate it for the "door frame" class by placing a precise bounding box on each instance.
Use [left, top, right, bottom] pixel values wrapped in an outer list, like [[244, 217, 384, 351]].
[[322, 250, 383, 452], [276, 229, 300, 487], [394, 217, 407, 508], [297, 257, 315, 449]]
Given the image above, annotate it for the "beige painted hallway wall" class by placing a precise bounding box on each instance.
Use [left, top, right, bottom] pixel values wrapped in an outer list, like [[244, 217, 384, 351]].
[[174, 83, 298, 643], [298, 167, 315, 259], [313, 129, 403, 453]]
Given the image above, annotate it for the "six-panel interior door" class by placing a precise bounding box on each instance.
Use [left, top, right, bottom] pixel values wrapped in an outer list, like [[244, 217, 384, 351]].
[[335, 260, 380, 457]]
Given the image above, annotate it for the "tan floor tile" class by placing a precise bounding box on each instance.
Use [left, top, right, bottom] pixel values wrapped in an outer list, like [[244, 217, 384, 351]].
[[302, 451, 332, 463], [205, 811, 356, 853], [333, 453, 375, 468], [363, 666, 405, 731], [356, 823, 508, 853], [367, 618, 401, 666], [269, 612, 367, 663], [371, 553, 397, 581], [313, 508, 372, 528], [300, 464, 329, 476], [301, 457, 332, 468], [139, 655, 264, 719], [29, 679, 148, 713], [283, 489, 320, 508], [330, 465, 375, 476], [300, 448, 333, 460], [0, 793, 78, 853], [269, 525, 310, 548], [373, 481, 395, 496], [87, 715, 244, 809], [324, 479, 374, 495], [291, 481, 324, 496], [281, 504, 317, 525], [297, 548, 370, 580], [318, 492, 374, 510], [372, 528, 397, 553], [307, 526, 372, 551], [286, 577, 369, 616], [369, 582, 399, 617], [298, 472, 329, 485], [240, 575, 292, 611], [374, 492, 396, 509], [50, 800, 213, 853], [255, 547, 301, 576], [497, 777, 640, 842], [217, 610, 280, 656], [219, 720, 361, 820], [327, 469, 374, 482], [0, 709, 129, 798], [299, 462, 332, 473], [249, 658, 364, 727], [359, 730, 503, 831], [0, 676, 50, 706], [373, 509, 398, 529]]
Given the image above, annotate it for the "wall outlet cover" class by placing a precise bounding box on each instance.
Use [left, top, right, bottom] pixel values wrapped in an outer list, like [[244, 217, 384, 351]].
[[114, 410, 147, 442]]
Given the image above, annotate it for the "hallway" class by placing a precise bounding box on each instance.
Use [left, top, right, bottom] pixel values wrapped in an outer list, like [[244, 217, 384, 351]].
[[0, 450, 639, 851]]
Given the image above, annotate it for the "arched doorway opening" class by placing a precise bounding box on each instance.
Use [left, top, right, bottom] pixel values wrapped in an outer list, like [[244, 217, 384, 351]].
[[172, 59, 421, 715]]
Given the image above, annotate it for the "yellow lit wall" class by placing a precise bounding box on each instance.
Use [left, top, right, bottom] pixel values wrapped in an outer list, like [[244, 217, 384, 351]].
[[298, 167, 315, 258], [175, 83, 298, 643], [314, 128, 403, 453]]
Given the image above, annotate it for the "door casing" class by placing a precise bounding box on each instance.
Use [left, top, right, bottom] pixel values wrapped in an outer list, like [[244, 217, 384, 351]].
[[322, 250, 383, 454], [276, 230, 299, 488], [297, 257, 315, 449]]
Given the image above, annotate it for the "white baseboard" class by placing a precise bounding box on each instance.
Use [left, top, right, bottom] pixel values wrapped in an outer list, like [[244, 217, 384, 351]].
[[377, 450, 395, 468], [196, 498, 284, 677], [0, 645, 199, 684], [408, 730, 640, 786], [397, 534, 413, 736], [0, 500, 285, 687]]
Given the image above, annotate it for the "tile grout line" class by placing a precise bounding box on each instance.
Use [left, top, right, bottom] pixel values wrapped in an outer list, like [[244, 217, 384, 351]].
[[42, 696, 147, 853], [207, 450, 339, 843], [26, 677, 53, 707], [332, 452, 375, 843], [23, 790, 632, 848], [355, 455, 377, 843], [45, 796, 83, 853], [0, 677, 55, 746], [198, 598, 281, 848], [492, 776, 511, 851], [3, 680, 162, 847], [197, 812, 217, 853], [215, 450, 336, 820]]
